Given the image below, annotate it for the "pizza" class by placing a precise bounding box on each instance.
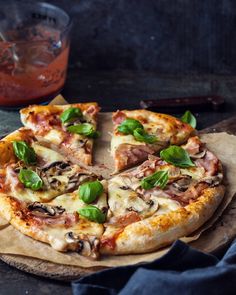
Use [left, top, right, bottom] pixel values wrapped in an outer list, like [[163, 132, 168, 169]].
[[101, 136, 224, 254], [20, 103, 100, 166], [111, 109, 194, 172], [0, 104, 225, 260]]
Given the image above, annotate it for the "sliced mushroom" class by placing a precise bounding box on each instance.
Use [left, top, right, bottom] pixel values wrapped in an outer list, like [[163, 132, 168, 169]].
[[49, 178, 62, 190], [66, 172, 98, 192], [172, 176, 193, 192], [41, 161, 71, 174], [201, 173, 223, 186], [64, 232, 100, 259], [64, 117, 87, 127], [119, 186, 130, 190], [119, 176, 141, 191], [28, 202, 65, 218], [190, 149, 206, 159]]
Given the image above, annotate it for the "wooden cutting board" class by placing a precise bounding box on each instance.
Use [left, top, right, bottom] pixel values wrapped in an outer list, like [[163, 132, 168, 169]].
[[0, 115, 236, 281]]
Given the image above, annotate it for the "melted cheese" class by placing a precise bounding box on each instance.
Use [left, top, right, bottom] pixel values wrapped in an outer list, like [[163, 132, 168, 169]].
[[42, 129, 63, 145], [111, 134, 141, 155], [108, 171, 182, 220], [50, 181, 108, 213], [32, 143, 64, 163], [181, 167, 205, 180], [108, 178, 159, 218], [154, 197, 181, 215]]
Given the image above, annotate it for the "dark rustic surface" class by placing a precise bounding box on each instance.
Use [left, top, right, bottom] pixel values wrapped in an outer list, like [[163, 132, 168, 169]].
[[11, 0, 236, 75]]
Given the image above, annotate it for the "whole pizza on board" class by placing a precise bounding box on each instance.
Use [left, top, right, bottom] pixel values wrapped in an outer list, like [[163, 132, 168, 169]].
[[0, 104, 225, 259]]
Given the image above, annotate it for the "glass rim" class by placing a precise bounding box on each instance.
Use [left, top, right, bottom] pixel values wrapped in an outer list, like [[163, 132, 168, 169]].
[[0, 1, 72, 45]]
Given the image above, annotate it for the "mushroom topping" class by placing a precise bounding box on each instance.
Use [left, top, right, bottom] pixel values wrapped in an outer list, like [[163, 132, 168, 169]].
[[41, 161, 71, 174], [66, 172, 98, 192], [64, 232, 100, 259], [27, 202, 65, 218], [190, 149, 206, 159], [119, 186, 130, 190], [49, 178, 62, 190], [172, 176, 193, 192], [201, 173, 223, 187], [64, 117, 87, 127]]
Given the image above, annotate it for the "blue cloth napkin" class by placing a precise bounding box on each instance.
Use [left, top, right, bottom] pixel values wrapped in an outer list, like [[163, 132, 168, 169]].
[[72, 239, 236, 295]]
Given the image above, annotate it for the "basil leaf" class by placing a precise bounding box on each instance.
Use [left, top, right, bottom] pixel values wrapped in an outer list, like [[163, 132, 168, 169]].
[[118, 118, 143, 135], [160, 146, 195, 168], [60, 107, 82, 124], [181, 110, 197, 128], [19, 169, 43, 191], [133, 128, 157, 144], [78, 205, 106, 223], [67, 123, 100, 138], [141, 170, 168, 190], [79, 180, 104, 204], [13, 141, 37, 165]]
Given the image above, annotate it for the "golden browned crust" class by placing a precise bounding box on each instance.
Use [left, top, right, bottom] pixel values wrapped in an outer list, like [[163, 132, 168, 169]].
[[113, 109, 194, 142], [0, 128, 35, 167], [0, 195, 51, 246], [101, 185, 225, 255], [20, 102, 99, 117]]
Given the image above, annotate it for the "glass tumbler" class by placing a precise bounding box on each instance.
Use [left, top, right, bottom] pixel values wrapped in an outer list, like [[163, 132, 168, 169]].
[[0, 1, 71, 108]]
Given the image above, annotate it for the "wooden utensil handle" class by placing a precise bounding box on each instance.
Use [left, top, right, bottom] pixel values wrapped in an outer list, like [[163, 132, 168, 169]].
[[140, 96, 225, 111]]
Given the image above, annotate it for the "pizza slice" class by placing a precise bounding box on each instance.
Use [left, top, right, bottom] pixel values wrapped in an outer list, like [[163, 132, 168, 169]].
[[111, 110, 195, 172], [20, 103, 100, 166], [101, 136, 225, 255], [0, 179, 108, 259], [0, 128, 98, 203]]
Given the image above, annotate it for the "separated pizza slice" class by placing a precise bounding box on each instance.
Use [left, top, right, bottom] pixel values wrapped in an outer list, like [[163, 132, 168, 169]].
[[20, 103, 100, 166], [0, 179, 108, 259], [111, 110, 195, 172], [101, 136, 225, 255], [0, 128, 98, 203]]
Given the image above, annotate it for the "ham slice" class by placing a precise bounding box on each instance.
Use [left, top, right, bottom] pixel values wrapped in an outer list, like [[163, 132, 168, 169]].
[[182, 136, 202, 155], [32, 212, 79, 228], [196, 151, 219, 176], [112, 110, 127, 125], [106, 211, 141, 227], [115, 144, 155, 171]]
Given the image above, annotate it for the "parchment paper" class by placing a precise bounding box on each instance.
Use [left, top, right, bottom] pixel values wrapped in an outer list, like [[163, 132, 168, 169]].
[[0, 96, 235, 268]]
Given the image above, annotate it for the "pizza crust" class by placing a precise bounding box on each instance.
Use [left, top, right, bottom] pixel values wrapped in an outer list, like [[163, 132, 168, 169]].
[[101, 185, 225, 255]]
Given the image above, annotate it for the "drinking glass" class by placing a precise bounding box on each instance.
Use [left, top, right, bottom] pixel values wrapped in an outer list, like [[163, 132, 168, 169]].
[[0, 1, 71, 108]]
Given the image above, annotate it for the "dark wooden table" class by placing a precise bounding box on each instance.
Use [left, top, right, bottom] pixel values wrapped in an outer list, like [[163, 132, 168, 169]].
[[0, 71, 236, 294]]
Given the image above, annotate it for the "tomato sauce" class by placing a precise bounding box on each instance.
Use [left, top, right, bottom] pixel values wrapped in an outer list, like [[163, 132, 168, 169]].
[[0, 25, 70, 107]]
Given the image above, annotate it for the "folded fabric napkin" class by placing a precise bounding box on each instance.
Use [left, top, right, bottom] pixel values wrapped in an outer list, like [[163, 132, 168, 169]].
[[72, 239, 236, 295]]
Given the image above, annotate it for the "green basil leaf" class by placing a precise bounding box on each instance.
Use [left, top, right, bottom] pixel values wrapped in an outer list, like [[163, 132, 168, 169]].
[[67, 123, 100, 138], [118, 118, 143, 135], [78, 205, 106, 223], [181, 110, 197, 128], [141, 170, 168, 190], [133, 128, 157, 144], [13, 141, 37, 165], [60, 107, 82, 124], [19, 169, 43, 191], [79, 180, 104, 204], [160, 145, 195, 168]]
